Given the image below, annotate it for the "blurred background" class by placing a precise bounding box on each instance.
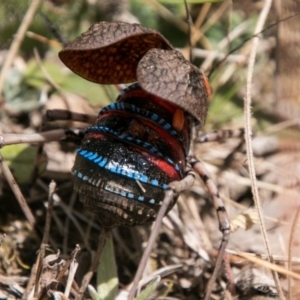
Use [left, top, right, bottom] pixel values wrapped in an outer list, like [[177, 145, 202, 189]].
[[0, 0, 300, 299]]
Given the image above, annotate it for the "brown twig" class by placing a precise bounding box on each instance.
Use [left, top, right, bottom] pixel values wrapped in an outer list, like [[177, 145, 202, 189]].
[[33, 48, 62, 92], [22, 262, 38, 300], [34, 244, 52, 297], [57, 244, 81, 282], [0, 0, 42, 105], [75, 227, 109, 300], [33, 181, 56, 296], [288, 204, 300, 300], [0, 152, 36, 227], [43, 181, 56, 244], [0, 130, 71, 146], [224, 252, 236, 296], [58, 244, 81, 298], [128, 185, 176, 300], [35, 179, 92, 251], [237, 251, 300, 280]]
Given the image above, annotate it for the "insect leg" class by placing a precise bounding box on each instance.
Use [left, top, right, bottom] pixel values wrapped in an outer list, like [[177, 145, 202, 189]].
[[188, 155, 230, 300], [196, 128, 245, 143], [44, 109, 97, 125], [128, 170, 196, 300]]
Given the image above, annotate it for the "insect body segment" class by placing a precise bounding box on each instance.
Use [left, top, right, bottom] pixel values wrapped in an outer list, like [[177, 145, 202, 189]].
[[99, 102, 182, 141], [72, 84, 191, 227], [84, 125, 181, 174]]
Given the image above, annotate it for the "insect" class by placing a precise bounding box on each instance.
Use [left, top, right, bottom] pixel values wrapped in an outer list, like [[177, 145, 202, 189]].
[[58, 21, 230, 300]]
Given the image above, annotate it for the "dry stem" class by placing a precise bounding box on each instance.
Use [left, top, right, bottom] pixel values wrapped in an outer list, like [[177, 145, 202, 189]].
[[244, 0, 284, 298], [0, 0, 42, 104]]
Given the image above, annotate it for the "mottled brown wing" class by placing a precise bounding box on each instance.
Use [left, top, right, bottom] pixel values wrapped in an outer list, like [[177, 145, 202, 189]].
[[137, 48, 209, 125], [59, 22, 173, 84]]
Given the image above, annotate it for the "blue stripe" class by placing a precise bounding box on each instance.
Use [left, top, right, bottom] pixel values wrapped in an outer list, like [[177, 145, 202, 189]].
[[75, 163, 166, 205], [94, 156, 103, 163], [97, 102, 182, 143], [99, 157, 107, 167], [151, 179, 159, 186], [140, 174, 148, 183], [84, 152, 94, 158], [89, 153, 98, 160], [77, 150, 170, 189], [85, 125, 179, 173], [151, 114, 158, 121]]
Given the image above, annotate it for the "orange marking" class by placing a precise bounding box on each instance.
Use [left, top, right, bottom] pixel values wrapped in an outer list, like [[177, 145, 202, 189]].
[[172, 108, 184, 131], [203, 75, 212, 100]]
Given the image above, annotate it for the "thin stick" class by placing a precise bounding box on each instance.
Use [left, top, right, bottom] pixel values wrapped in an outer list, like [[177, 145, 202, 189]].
[[0, 152, 35, 227], [183, 0, 192, 61], [0, 129, 71, 146], [191, 0, 231, 48], [145, 0, 188, 32], [128, 173, 195, 300], [57, 244, 81, 297], [0, 0, 42, 104], [22, 262, 37, 300], [128, 189, 174, 300], [34, 181, 56, 296], [243, 0, 284, 298], [237, 251, 300, 281], [34, 244, 50, 297], [66, 260, 79, 297], [42, 181, 56, 244], [226, 248, 300, 264], [33, 48, 62, 92], [75, 228, 109, 300], [288, 205, 300, 300]]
